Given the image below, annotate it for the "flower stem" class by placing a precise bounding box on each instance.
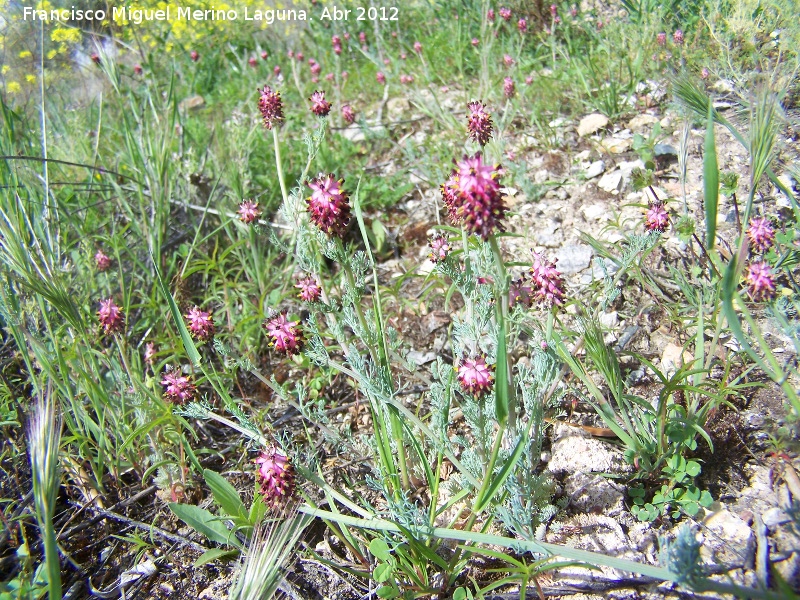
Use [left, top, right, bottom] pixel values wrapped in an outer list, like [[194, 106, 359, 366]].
[[272, 128, 289, 206]]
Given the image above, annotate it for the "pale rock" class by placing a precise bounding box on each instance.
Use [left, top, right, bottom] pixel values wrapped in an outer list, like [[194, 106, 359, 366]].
[[179, 95, 205, 111], [340, 125, 366, 142], [585, 160, 605, 179], [535, 220, 561, 247], [582, 203, 607, 221], [628, 113, 658, 131], [601, 137, 633, 154], [599, 311, 618, 329], [386, 97, 410, 120], [533, 169, 549, 184], [700, 509, 755, 565], [564, 472, 626, 515], [660, 115, 674, 129], [407, 350, 436, 365], [548, 424, 632, 475], [659, 342, 691, 377], [549, 116, 568, 128], [762, 506, 791, 528], [556, 244, 593, 274], [577, 113, 609, 136], [712, 79, 735, 93], [574, 149, 592, 161], [598, 171, 624, 193]]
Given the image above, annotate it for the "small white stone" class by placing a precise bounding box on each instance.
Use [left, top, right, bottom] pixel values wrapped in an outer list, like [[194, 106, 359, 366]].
[[598, 171, 624, 193], [577, 113, 610, 136], [585, 160, 606, 179]]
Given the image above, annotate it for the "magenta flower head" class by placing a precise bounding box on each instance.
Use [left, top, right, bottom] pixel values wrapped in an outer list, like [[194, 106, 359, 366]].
[[295, 276, 322, 302], [570, 5, 578, 17], [517, 18, 527, 33], [264, 311, 304, 355], [91, 52, 101, 64], [450, 153, 507, 240], [413, 41, 422, 53], [747, 217, 776, 253], [550, 3, 558, 16], [249, 56, 258, 67], [341, 103, 356, 124], [306, 173, 351, 236], [657, 32, 667, 46], [745, 261, 776, 301], [344, 32, 351, 41], [185, 306, 214, 341], [261, 51, 268, 60], [457, 355, 495, 398], [467, 101, 494, 146], [190, 50, 199, 62], [701, 67, 710, 79], [428, 233, 451, 263], [309, 90, 331, 117], [503, 76, 516, 99], [134, 64, 143, 75], [98, 298, 124, 335], [334, 43, 342, 55], [472, 37, 480, 47], [160, 368, 197, 405], [296, 51, 304, 62], [359, 31, 367, 44], [144, 342, 156, 366], [499, 7, 512, 20], [376, 71, 386, 84], [95, 249, 112, 271], [238, 200, 262, 224], [288, 50, 294, 59], [503, 54, 514, 67], [673, 29, 684, 44], [255, 446, 296, 510], [273, 65, 281, 76], [644, 203, 669, 232], [529, 252, 566, 306], [332, 35, 341, 46], [487, 8, 495, 21], [525, 76, 533, 85], [310, 62, 322, 76], [258, 85, 284, 129]]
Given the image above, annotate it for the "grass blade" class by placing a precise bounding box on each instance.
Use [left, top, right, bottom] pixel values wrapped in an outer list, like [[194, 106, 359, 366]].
[[703, 104, 718, 250]]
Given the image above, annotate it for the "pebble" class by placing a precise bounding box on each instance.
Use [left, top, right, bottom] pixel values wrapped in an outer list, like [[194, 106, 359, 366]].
[[585, 160, 605, 179], [700, 509, 755, 565], [763, 507, 791, 528], [577, 113, 609, 136], [628, 113, 659, 131], [597, 171, 624, 193], [555, 244, 593, 274]]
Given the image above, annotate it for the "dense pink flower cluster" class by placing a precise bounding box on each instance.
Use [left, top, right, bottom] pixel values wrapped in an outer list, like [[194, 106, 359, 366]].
[[249, 56, 257, 68], [413, 41, 422, 53], [467, 101, 494, 146], [332, 35, 342, 54], [190, 50, 199, 62], [185, 306, 215, 341], [517, 18, 527, 33], [264, 311, 304, 355], [530, 252, 566, 306], [503, 54, 514, 68], [745, 262, 776, 301], [673, 29, 684, 45], [295, 276, 322, 302], [746, 217, 775, 254], [341, 103, 356, 124], [376, 71, 386, 84], [442, 153, 507, 240], [98, 298, 124, 335], [309, 90, 331, 116], [255, 447, 296, 509], [644, 200, 669, 233], [258, 85, 283, 129], [503, 77, 515, 99], [161, 369, 197, 404], [428, 233, 451, 263], [95, 249, 112, 271], [238, 200, 261, 224], [499, 7, 511, 20], [457, 355, 495, 398], [306, 173, 351, 236]]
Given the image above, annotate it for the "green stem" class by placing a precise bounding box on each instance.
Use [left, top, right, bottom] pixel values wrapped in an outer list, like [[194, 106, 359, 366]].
[[272, 128, 289, 206]]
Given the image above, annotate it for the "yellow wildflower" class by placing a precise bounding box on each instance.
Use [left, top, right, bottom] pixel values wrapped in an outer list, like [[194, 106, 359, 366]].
[[7, 81, 21, 93], [1, 65, 9, 74], [26, 74, 36, 83], [19, 50, 32, 59]]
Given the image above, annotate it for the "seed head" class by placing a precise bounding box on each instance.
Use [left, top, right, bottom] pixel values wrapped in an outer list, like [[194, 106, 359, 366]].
[[255, 446, 296, 510], [263, 311, 304, 355], [160, 368, 197, 404], [644, 204, 669, 232], [450, 153, 507, 240], [745, 261, 776, 301], [309, 90, 331, 116], [467, 101, 494, 146], [428, 233, 451, 263], [457, 355, 495, 398], [95, 249, 112, 271], [306, 173, 351, 236], [530, 253, 566, 306], [238, 200, 262, 224], [746, 217, 775, 254], [185, 306, 215, 341], [98, 298, 124, 335], [258, 85, 284, 129], [503, 77, 515, 99], [673, 29, 684, 45], [499, 7, 512, 20], [295, 276, 322, 302]]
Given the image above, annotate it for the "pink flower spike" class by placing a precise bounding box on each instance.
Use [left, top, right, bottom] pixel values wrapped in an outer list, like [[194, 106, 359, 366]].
[[376, 71, 386, 84], [97, 298, 124, 335], [472, 38, 480, 47], [657, 32, 666, 46], [529, 253, 566, 307], [344, 32, 351, 41], [467, 101, 494, 146], [238, 200, 262, 224], [95, 250, 112, 271], [296, 52, 304, 62], [144, 342, 156, 366], [273, 65, 281, 76], [503, 76, 515, 99], [457, 355, 495, 398], [525, 76, 533, 85], [160, 368, 196, 404], [261, 51, 268, 60], [249, 56, 258, 67], [359, 32, 367, 44], [499, 7, 512, 20], [517, 18, 527, 33], [255, 446, 296, 510], [644, 204, 669, 232], [503, 54, 514, 67], [487, 9, 495, 21], [295, 276, 322, 302], [190, 50, 199, 62], [428, 233, 451, 263], [133, 64, 143, 75], [341, 103, 356, 124], [550, 4, 558, 16], [745, 261, 776, 301], [413, 41, 422, 53], [673, 29, 684, 44], [309, 90, 331, 116], [263, 311, 304, 355], [185, 306, 214, 341], [747, 217, 776, 254], [306, 173, 351, 237], [451, 153, 507, 240], [258, 85, 284, 129]]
